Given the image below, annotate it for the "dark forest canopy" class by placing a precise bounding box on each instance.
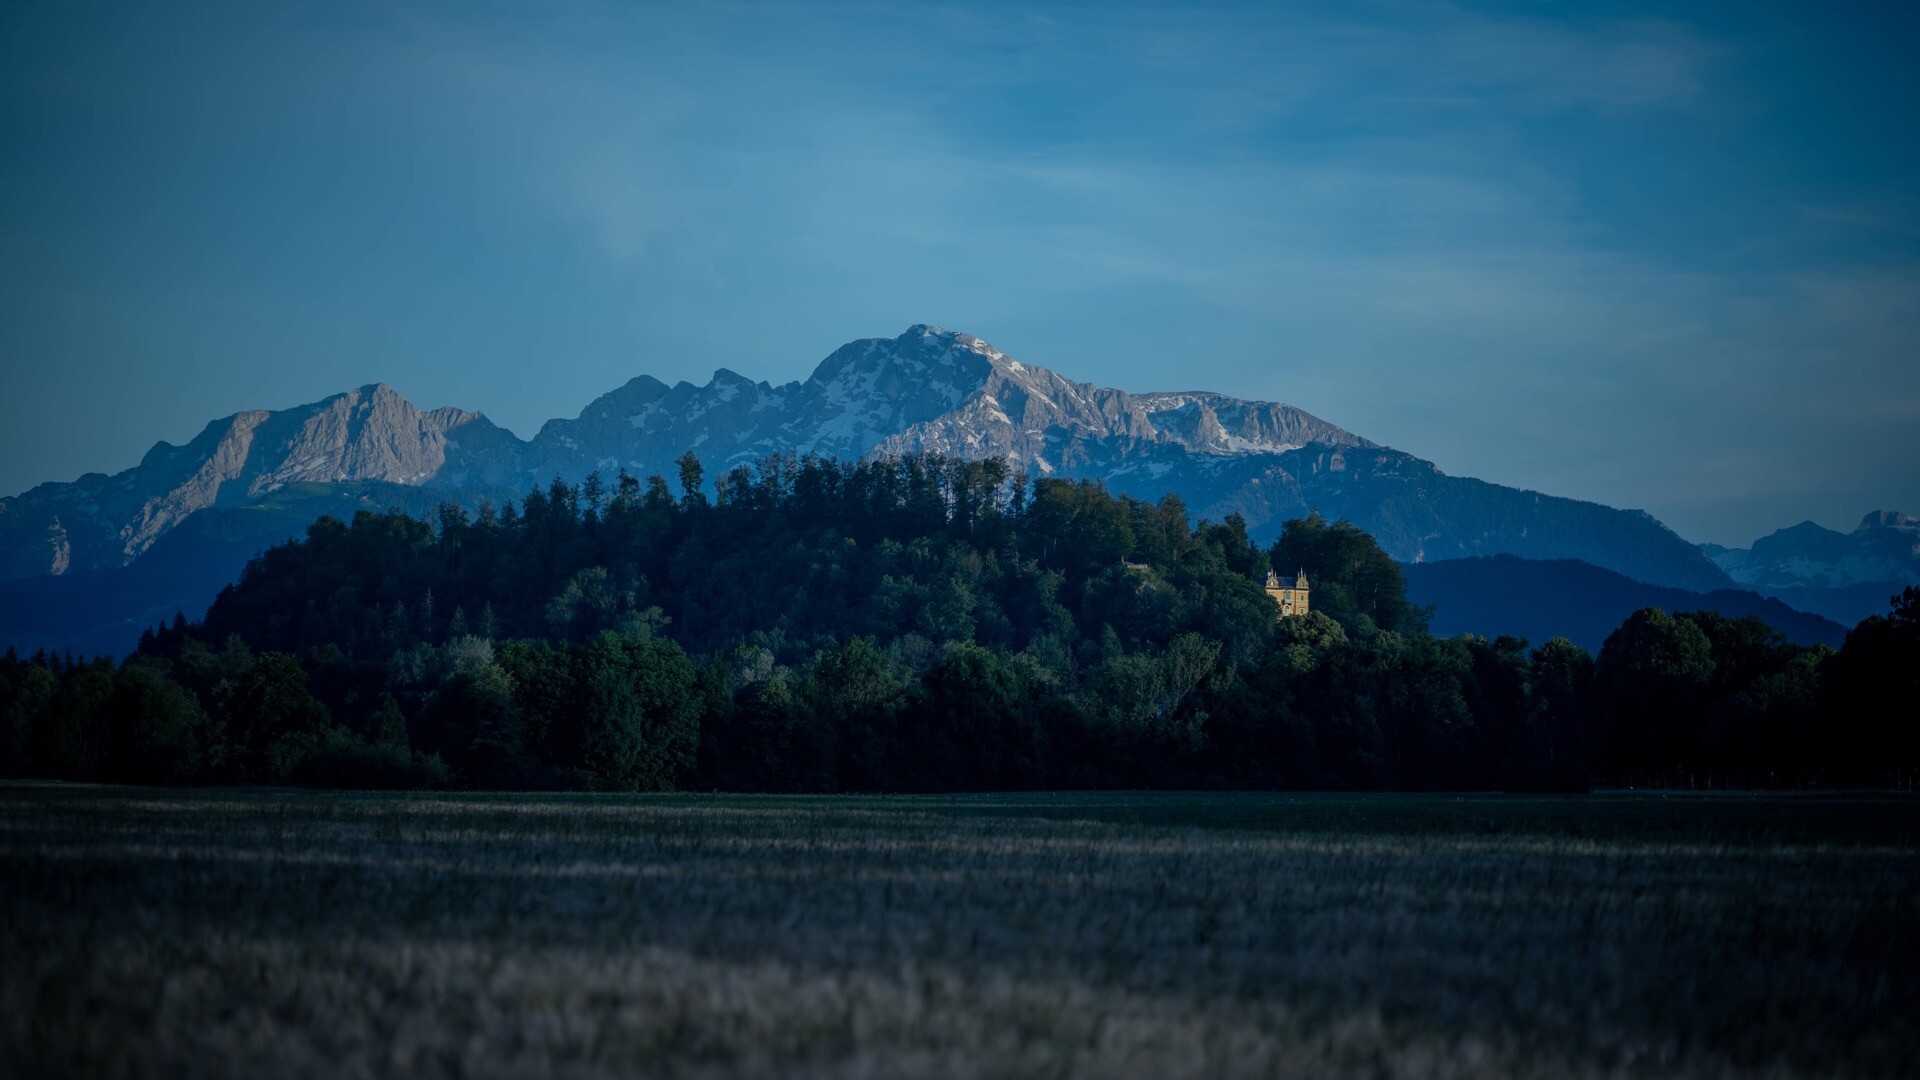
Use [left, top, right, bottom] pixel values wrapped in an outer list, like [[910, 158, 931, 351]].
[[3, 453, 1914, 793]]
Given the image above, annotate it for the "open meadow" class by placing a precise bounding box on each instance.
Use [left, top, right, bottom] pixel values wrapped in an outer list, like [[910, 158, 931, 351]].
[[2, 785, 1916, 1078]]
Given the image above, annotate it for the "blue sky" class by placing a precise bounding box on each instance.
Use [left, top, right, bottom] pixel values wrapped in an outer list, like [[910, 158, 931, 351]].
[[2, 0, 1915, 546]]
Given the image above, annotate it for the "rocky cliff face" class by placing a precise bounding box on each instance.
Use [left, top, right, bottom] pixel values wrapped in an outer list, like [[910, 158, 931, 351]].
[[0, 384, 521, 581], [1, 326, 1732, 593]]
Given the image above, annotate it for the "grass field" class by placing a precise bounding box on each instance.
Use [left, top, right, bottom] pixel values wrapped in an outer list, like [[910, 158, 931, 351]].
[[3, 786, 1916, 1078]]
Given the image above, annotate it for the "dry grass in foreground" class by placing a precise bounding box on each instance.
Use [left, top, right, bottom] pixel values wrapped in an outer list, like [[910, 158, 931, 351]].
[[1, 786, 1915, 1078]]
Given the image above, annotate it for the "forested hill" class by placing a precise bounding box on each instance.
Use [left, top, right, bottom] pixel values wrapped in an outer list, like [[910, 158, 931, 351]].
[[4, 453, 1915, 794], [192, 453, 1294, 668]]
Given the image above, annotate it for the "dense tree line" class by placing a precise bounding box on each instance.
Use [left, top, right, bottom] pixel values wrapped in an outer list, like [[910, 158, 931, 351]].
[[2, 453, 1913, 791]]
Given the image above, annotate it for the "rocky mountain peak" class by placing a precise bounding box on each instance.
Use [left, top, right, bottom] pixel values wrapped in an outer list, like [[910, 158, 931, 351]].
[[808, 325, 996, 390], [1858, 510, 1917, 532], [546, 375, 672, 434]]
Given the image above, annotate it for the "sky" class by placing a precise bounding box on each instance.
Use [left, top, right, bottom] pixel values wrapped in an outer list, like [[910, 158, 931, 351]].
[[1, 0, 1915, 547]]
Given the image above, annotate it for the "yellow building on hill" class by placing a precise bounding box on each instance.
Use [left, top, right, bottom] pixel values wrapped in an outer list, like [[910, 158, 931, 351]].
[[1265, 568, 1310, 617]]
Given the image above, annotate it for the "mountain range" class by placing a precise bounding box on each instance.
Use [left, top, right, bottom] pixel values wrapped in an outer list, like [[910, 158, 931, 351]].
[[1699, 512, 1919, 628], [12, 323, 1896, 656], [1, 324, 1728, 580]]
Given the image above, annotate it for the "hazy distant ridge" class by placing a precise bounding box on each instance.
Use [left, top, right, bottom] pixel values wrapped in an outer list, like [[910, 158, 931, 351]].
[[1699, 512, 1919, 627]]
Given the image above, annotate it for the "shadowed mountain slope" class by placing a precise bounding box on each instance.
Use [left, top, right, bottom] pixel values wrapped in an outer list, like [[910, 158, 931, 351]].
[[1405, 555, 1849, 653]]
